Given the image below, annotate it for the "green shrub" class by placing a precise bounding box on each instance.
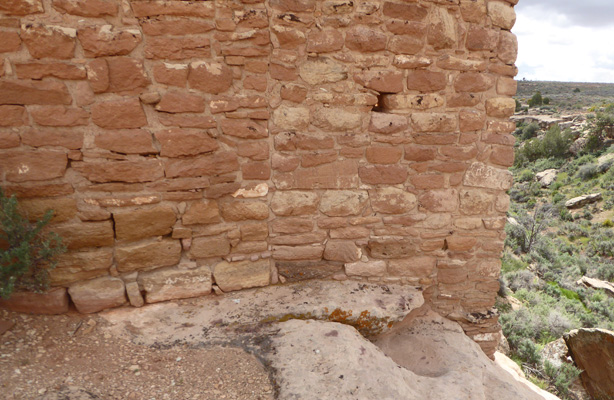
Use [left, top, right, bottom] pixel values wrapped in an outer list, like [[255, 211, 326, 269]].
[[516, 125, 572, 165], [0, 189, 65, 299], [543, 360, 582, 397], [522, 123, 540, 140], [528, 91, 543, 108], [517, 169, 535, 183], [576, 163, 599, 180]]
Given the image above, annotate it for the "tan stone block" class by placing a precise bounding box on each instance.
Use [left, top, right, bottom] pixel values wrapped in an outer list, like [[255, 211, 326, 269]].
[[410, 174, 445, 190], [280, 160, 360, 190], [114, 206, 176, 242], [498, 31, 518, 65], [125, 281, 144, 307], [47, 221, 114, 250], [459, 189, 494, 215], [454, 72, 495, 92], [220, 201, 269, 221], [271, 191, 319, 216], [359, 165, 408, 185], [407, 70, 447, 92], [0, 150, 67, 183], [454, 217, 483, 230], [4, 183, 73, 199], [138, 264, 212, 303], [392, 55, 432, 69], [18, 197, 76, 223], [273, 106, 310, 130], [446, 235, 478, 251], [345, 260, 386, 277], [427, 7, 457, 49], [439, 145, 478, 161], [411, 113, 456, 132], [488, 1, 516, 30], [73, 160, 164, 183], [388, 256, 436, 277], [131, 1, 214, 18], [155, 129, 218, 157], [220, 118, 268, 139], [299, 57, 347, 85], [495, 193, 510, 213], [0, 80, 71, 105], [52, 0, 118, 17], [345, 26, 387, 52], [0, 288, 69, 314], [466, 26, 499, 51], [271, 217, 313, 234], [459, 109, 486, 132], [380, 94, 444, 111], [280, 84, 308, 103], [0, 0, 44, 15], [183, 201, 220, 225], [272, 245, 324, 261], [92, 98, 147, 129], [418, 189, 458, 212], [490, 145, 515, 167], [145, 36, 211, 60], [189, 237, 231, 258], [51, 249, 112, 286], [460, 0, 486, 23], [437, 55, 487, 72], [367, 238, 417, 259], [366, 146, 403, 164], [369, 113, 408, 134], [213, 259, 270, 292], [383, 2, 427, 20], [387, 35, 423, 55], [188, 61, 233, 94], [369, 187, 417, 214], [354, 70, 404, 93], [307, 29, 344, 53], [312, 108, 362, 131], [497, 77, 517, 96], [320, 190, 368, 217], [21, 24, 75, 59], [463, 162, 513, 190], [116, 239, 181, 272], [68, 276, 126, 313]]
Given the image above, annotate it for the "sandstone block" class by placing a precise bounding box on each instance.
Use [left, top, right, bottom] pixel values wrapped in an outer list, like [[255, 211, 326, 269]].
[[0, 288, 69, 314], [271, 191, 319, 216], [0, 131, 20, 148], [51, 249, 113, 286], [165, 152, 239, 178], [52, 0, 118, 17], [369, 187, 417, 214], [411, 113, 456, 132], [354, 70, 404, 93], [407, 70, 447, 92], [0, 150, 67, 182], [307, 29, 344, 53], [490, 145, 515, 167], [15, 62, 86, 80], [427, 7, 457, 49], [145, 36, 211, 60], [90, 57, 149, 94], [141, 18, 214, 36], [92, 98, 147, 129], [299, 57, 347, 85], [369, 113, 408, 134], [485, 97, 516, 118], [446, 235, 478, 252], [488, 1, 516, 30], [0, 105, 27, 127], [189, 237, 231, 258], [183, 201, 221, 225], [155, 129, 217, 157], [388, 256, 436, 278], [188, 61, 233, 94], [220, 118, 268, 139], [125, 281, 144, 307], [459, 189, 495, 215], [366, 146, 403, 164], [388, 35, 423, 55], [271, 217, 313, 234], [153, 62, 189, 87], [131, 1, 215, 18], [95, 129, 156, 154], [454, 72, 494, 92], [0, 31, 21, 53], [312, 108, 362, 131], [21, 24, 75, 59], [138, 264, 212, 303], [418, 189, 458, 212], [0, 80, 71, 105], [220, 201, 269, 221], [460, 0, 486, 23], [367, 238, 417, 259], [78, 25, 141, 57], [18, 196, 76, 223], [73, 160, 164, 183], [320, 190, 368, 217], [345, 260, 386, 277], [213, 259, 270, 292], [0, 0, 44, 15], [467, 26, 499, 51], [359, 165, 408, 185], [31, 106, 89, 127], [269, 0, 315, 12], [463, 162, 513, 190], [345, 26, 387, 52], [380, 94, 444, 111], [459, 109, 486, 132], [114, 206, 176, 242], [273, 106, 310, 130], [68, 276, 126, 313], [116, 239, 181, 273], [52, 221, 114, 249], [498, 31, 518, 65], [273, 245, 324, 261], [497, 77, 517, 96]]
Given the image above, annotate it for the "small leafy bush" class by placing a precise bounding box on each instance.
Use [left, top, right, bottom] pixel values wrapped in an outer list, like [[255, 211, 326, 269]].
[[0, 189, 65, 299], [576, 163, 599, 180]]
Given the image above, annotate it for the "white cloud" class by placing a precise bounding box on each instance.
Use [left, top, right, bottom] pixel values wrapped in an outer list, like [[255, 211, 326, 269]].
[[515, 7, 614, 83]]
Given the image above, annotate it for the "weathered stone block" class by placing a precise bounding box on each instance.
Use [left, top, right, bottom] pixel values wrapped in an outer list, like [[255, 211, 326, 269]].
[[114, 206, 176, 242], [220, 201, 269, 221], [367, 238, 417, 259], [213, 259, 270, 292], [299, 57, 347, 85], [68, 276, 126, 313], [463, 162, 513, 190], [52, 221, 115, 250], [116, 239, 182, 272], [78, 25, 141, 57], [0, 288, 69, 314], [369, 187, 417, 214], [190, 237, 231, 258], [188, 61, 233, 94], [183, 201, 221, 225], [138, 264, 212, 303], [271, 191, 319, 216], [345, 260, 386, 277], [21, 24, 76, 59], [51, 249, 113, 286], [320, 190, 368, 217]]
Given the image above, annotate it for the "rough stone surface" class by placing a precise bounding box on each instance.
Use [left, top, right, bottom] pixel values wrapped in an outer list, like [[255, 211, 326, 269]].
[[565, 193, 602, 209], [536, 169, 557, 188], [213, 259, 270, 292], [68, 276, 126, 314], [0, 288, 69, 315], [137, 264, 212, 303]]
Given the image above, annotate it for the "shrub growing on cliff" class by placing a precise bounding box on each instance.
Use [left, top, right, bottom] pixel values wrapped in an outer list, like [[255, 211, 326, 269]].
[[0, 189, 65, 299]]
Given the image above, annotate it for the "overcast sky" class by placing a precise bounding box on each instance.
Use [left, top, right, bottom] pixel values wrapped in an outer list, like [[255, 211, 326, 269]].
[[515, 0, 614, 83]]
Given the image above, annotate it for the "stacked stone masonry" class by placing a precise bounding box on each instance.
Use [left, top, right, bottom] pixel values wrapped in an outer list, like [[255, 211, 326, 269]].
[[0, 0, 519, 356]]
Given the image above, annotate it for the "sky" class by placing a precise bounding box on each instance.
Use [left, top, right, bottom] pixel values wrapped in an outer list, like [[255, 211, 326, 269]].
[[514, 0, 614, 83]]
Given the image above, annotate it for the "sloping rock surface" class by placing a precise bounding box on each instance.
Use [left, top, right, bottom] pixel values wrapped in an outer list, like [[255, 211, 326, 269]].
[[578, 276, 614, 297], [564, 328, 614, 400], [565, 193, 602, 209]]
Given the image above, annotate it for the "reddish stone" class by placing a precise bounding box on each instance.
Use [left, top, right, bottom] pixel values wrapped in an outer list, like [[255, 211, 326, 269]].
[[498, 30, 518, 65], [86, 59, 109, 93], [0, 0, 44, 15], [188, 61, 233, 94], [0, 150, 66, 182], [51, 220, 114, 249], [73, 160, 164, 183], [301, 151, 337, 167], [155, 91, 205, 113], [244, 75, 267, 92], [18, 196, 76, 223], [52, 0, 118, 17], [0, 80, 71, 105], [237, 141, 269, 160], [221, 119, 268, 139], [114, 205, 176, 241], [21, 128, 83, 149], [103, 57, 150, 94], [466, 26, 499, 51], [280, 160, 360, 189], [30, 106, 89, 127], [141, 18, 214, 36], [418, 189, 458, 212], [158, 113, 217, 129], [3, 183, 73, 198], [269, 0, 315, 11], [220, 201, 269, 221], [272, 154, 299, 172], [269, 63, 298, 81], [359, 165, 408, 185], [153, 62, 189, 87], [165, 151, 239, 178], [131, 1, 215, 18], [345, 26, 387, 52], [448, 93, 481, 108], [0, 131, 20, 148], [386, 20, 425, 36], [182, 200, 220, 225], [0, 288, 69, 315], [0, 31, 21, 53], [383, 2, 428, 21], [242, 162, 271, 180], [454, 72, 495, 92], [387, 35, 423, 55], [145, 37, 210, 60], [490, 145, 515, 167], [459, 109, 486, 132], [354, 70, 404, 93], [281, 84, 307, 103], [404, 145, 437, 162], [365, 146, 403, 164], [92, 98, 147, 129], [95, 129, 156, 154], [306, 29, 344, 53], [68, 276, 126, 313], [15, 62, 86, 80], [440, 145, 478, 161], [410, 174, 445, 189], [21, 24, 76, 59], [0, 105, 27, 126], [155, 129, 218, 157], [407, 70, 447, 92]]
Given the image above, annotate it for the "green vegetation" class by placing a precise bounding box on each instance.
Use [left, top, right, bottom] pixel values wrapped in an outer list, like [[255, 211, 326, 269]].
[[501, 110, 614, 397], [0, 189, 65, 299]]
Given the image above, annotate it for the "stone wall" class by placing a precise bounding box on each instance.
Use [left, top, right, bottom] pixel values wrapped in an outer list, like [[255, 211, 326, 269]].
[[0, 0, 518, 356]]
